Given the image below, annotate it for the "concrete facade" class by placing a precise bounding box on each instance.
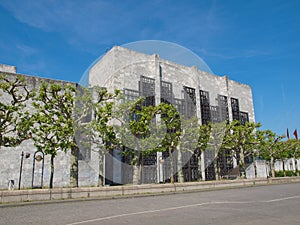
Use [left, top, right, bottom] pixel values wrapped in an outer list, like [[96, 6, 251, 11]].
[[88, 46, 255, 124], [274, 158, 300, 172], [0, 46, 256, 189], [88, 46, 255, 183], [0, 71, 73, 189]]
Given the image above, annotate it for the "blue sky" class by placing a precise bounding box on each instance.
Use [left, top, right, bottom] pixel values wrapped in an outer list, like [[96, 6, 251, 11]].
[[0, 0, 299, 136]]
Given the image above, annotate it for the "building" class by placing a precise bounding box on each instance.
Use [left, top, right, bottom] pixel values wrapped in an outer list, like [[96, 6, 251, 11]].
[[85, 46, 255, 184], [0, 46, 255, 189]]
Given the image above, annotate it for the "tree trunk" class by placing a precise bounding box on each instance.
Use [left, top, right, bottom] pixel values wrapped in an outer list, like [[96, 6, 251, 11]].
[[177, 147, 184, 183], [295, 158, 299, 176], [254, 160, 257, 178], [98, 151, 104, 187], [271, 156, 275, 178], [70, 145, 79, 187], [197, 154, 202, 181], [282, 160, 286, 177], [214, 157, 220, 181], [214, 145, 220, 180], [169, 145, 174, 183], [132, 152, 142, 185], [139, 153, 143, 184], [50, 155, 55, 189], [239, 150, 245, 178]]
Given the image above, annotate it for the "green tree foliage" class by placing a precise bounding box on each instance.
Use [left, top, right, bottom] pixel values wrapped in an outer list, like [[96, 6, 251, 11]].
[[0, 74, 34, 147], [90, 87, 120, 186], [175, 116, 199, 182], [155, 103, 182, 183], [31, 82, 75, 188], [207, 122, 227, 180], [275, 139, 300, 176], [196, 123, 211, 180], [257, 130, 284, 177], [223, 121, 261, 178], [286, 139, 300, 175], [111, 97, 182, 184]]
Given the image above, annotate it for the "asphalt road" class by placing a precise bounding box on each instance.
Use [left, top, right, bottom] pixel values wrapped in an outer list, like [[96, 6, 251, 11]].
[[1, 183, 300, 225]]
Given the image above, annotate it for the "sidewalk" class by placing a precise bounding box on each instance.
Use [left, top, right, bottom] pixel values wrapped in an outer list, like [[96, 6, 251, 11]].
[[1, 177, 300, 204]]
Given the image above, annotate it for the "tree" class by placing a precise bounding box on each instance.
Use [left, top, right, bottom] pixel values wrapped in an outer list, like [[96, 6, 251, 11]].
[[154, 103, 182, 183], [287, 139, 300, 175], [257, 130, 284, 177], [112, 99, 182, 184], [0, 74, 34, 147], [31, 82, 75, 188], [275, 141, 291, 177], [275, 139, 300, 176], [223, 121, 261, 178], [209, 122, 227, 180], [110, 97, 159, 184], [176, 116, 200, 182], [90, 87, 120, 186], [196, 123, 211, 181]]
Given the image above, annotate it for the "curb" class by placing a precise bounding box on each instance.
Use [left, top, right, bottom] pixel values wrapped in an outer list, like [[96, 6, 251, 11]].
[[1, 177, 299, 205]]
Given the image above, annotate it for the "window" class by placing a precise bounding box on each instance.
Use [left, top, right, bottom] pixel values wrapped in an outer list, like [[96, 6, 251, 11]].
[[200, 90, 211, 124], [231, 98, 240, 121], [210, 106, 219, 123], [217, 95, 229, 123], [183, 86, 196, 118], [239, 111, 249, 125], [161, 81, 173, 104], [174, 98, 185, 115], [139, 76, 155, 106], [124, 88, 140, 101]]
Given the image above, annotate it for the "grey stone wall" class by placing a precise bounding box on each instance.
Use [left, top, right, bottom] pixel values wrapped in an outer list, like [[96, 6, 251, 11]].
[[0, 72, 74, 189], [89, 46, 255, 124], [0, 64, 16, 73]]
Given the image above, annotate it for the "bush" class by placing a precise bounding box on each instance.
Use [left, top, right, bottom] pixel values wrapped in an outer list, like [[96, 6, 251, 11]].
[[275, 170, 297, 177]]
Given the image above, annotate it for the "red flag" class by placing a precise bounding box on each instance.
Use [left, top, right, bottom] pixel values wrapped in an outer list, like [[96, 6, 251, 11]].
[[293, 129, 298, 140], [287, 128, 290, 139]]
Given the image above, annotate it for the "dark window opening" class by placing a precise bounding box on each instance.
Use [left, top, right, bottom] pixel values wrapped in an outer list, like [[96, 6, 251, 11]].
[[200, 90, 211, 124], [183, 86, 196, 118], [161, 80, 173, 104], [217, 95, 229, 123], [239, 111, 249, 125], [139, 76, 155, 106], [231, 97, 240, 121]]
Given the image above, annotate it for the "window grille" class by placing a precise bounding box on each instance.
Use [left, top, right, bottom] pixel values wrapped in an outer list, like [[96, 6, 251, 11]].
[[141, 152, 157, 184], [210, 106, 219, 123], [204, 150, 216, 180], [239, 111, 249, 125], [174, 98, 185, 115], [124, 88, 140, 101], [139, 76, 155, 106], [183, 86, 196, 118], [161, 81, 173, 104], [217, 95, 229, 122], [231, 98, 240, 121], [200, 90, 211, 124]]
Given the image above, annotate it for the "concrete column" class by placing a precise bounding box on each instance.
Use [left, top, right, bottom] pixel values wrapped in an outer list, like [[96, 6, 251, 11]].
[[157, 152, 164, 183], [154, 55, 163, 183], [233, 157, 238, 168], [223, 75, 233, 122], [201, 152, 206, 181]]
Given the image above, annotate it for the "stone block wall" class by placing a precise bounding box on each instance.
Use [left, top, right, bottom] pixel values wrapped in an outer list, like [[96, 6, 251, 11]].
[[0, 71, 74, 189]]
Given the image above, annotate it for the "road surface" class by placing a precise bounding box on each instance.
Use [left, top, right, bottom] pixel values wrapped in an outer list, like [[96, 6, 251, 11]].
[[1, 183, 300, 225]]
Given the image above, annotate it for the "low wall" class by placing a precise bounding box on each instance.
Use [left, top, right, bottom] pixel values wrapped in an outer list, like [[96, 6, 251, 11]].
[[1, 177, 300, 204]]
